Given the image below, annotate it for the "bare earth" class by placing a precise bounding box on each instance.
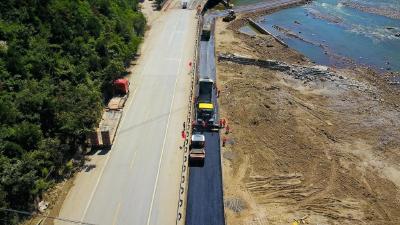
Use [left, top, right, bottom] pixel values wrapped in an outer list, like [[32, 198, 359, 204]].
[[216, 17, 400, 225]]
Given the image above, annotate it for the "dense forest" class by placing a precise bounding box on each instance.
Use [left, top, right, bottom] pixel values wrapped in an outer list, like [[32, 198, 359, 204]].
[[0, 0, 145, 223]]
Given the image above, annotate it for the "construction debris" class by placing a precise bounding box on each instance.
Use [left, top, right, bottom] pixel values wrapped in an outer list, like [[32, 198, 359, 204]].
[[38, 201, 49, 213], [218, 53, 336, 83]]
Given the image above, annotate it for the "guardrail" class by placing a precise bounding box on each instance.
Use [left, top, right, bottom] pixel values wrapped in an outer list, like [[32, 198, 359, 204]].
[[175, 11, 203, 225]]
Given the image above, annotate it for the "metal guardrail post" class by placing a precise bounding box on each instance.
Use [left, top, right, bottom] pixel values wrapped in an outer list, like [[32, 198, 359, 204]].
[[175, 8, 204, 225]]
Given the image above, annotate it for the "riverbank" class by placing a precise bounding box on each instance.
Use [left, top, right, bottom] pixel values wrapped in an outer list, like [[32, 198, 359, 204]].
[[216, 14, 400, 225], [250, 0, 400, 72]]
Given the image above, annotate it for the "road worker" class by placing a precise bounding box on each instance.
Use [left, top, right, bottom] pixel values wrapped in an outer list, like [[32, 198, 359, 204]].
[[222, 136, 227, 147], [196, 5, 201, 15]]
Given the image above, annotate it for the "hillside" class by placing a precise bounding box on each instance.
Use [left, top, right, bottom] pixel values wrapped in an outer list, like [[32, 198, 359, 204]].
[[0, 0, 145, 223]]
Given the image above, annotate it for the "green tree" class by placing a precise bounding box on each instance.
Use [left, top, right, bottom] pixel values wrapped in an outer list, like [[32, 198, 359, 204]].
[[0, 0, 145, 223]]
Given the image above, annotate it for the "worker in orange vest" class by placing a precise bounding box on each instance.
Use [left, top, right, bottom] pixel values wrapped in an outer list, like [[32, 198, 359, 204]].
[[181, 130, 186, 139], [196, 5, 201, 15]]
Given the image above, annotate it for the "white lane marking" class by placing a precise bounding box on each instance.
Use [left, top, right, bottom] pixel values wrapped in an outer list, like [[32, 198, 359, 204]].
[[146, 12, 192, 224], [80, 88, 138, 222], [112, 203, 121, 225], [168, 32, 175, 46], [146, 46, 183, 225], [130, 152, 137, 169], [124, 88, 138, 118], [80, 151, 111, 221]]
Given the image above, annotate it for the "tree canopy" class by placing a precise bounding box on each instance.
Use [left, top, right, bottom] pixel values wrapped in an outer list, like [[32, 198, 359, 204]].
[[0, 0, 145, 223]]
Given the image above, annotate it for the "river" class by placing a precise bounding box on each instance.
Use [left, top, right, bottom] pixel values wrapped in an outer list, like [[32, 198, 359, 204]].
[[236, 0, 400, 71]]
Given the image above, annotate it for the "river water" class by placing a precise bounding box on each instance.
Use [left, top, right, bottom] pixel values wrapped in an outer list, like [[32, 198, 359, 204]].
[[237, 0, 400, 71]]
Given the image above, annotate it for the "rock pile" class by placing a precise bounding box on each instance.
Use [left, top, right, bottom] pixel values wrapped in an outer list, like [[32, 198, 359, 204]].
[[218, 53, 336, 83]]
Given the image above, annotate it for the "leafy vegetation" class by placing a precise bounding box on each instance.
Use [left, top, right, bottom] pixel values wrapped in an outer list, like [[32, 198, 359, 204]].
[[0, 0, 145, 223]]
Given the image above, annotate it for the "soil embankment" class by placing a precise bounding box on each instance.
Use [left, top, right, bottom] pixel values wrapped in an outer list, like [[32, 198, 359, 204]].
[[216, 16, 400, 225]]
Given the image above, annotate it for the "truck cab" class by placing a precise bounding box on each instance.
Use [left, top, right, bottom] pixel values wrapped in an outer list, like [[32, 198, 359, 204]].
[[182, 0, 188, 9], [201, 23, 211, 41], [189, 133, 205, 166]]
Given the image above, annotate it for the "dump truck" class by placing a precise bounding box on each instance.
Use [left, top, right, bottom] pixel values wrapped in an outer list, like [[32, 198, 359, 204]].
[[87, 79, 130, 148], [195, 77, 218, 129], [201, 23, 211, 41], [198, 78, 213, 104], [182, 0, 188, 9], [189, 133, 205, 166]]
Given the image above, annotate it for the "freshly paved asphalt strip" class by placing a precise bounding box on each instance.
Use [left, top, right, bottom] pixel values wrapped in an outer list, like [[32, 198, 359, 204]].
[[186, 17, 225, 225], [57, 6, 197, 225], [186, 132, 224, 225]]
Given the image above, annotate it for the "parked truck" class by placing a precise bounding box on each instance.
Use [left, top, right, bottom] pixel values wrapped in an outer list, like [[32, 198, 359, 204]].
[[86, 79, 130, 148], [189, 132, 205, 166]]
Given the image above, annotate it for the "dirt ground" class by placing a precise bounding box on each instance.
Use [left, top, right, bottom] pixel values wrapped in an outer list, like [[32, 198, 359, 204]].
[[21, 174, 76, 225], [216, 17, 400, 225]]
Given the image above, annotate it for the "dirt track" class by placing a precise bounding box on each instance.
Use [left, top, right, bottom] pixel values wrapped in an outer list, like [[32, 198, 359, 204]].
[[216, 17, 400, 225]]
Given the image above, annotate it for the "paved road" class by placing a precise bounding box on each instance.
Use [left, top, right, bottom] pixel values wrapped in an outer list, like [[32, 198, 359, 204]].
[[185, 0, 304, 221], [186, 17, 225, 225], [57, 4, 197, 225], [186, 132, 225, 225]]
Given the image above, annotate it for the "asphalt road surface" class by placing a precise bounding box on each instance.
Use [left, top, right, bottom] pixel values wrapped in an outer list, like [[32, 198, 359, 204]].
[[186, 132, 225, 225], [57, 5, 197, 225], [185, 18, 225, 225]]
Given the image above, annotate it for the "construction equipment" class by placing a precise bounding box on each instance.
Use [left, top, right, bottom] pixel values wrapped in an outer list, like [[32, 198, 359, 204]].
[[201, 23, 211, 41], [223, 10, 236, 22], [189, 133, 205, 166], [86, 79, 130, 148], [182, 0, 188, 9], [195, 77, 218, 129]]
